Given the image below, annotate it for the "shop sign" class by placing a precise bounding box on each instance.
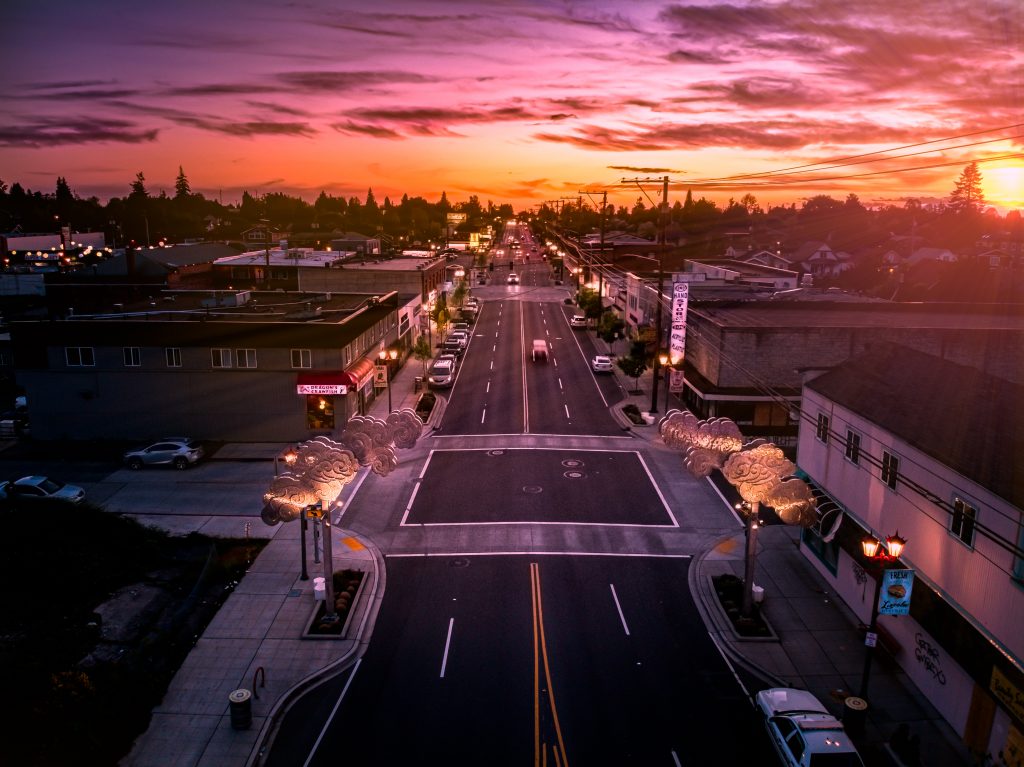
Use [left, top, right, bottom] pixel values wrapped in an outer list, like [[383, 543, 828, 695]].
[[878, 568, 914, 615], [297, 384, 347, 395], [669, 281, 688, 365], [991, 666, 1024, 726], [374, 365, 389, 389]]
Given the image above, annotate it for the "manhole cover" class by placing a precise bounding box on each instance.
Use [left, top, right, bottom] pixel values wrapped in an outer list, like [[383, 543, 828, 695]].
[[522, 485, 543, 494], [562, 459, 584, 468], [487, 450, 505, 456], [563, 471, 585, 479], [449, 558, 470, 568]]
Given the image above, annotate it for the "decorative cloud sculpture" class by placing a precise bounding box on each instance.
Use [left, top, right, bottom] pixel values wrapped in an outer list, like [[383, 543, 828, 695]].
[[660, 409, 815, 528], [261, 408, 424, 525]]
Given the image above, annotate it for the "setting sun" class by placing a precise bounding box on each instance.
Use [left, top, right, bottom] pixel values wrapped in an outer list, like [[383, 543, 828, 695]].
[[983, 163, 1024, 209]]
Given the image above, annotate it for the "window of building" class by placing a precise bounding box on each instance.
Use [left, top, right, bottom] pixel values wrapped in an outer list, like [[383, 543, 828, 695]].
[[65, 347, 95, 367], [343, 345, 352, 366], [881, 450, 900, 490], [211, 348, 232, 368], [306, 395, 335, 430], [1014, 526, 1024, 584], [291, 349, 312, 368], [753, 403, 790, 427], [816, 413, 830, 443], [235, 349, 257, 368], [123, 347, 141, 367], [950, 496, 977, 547], [166, 347, 182, 368], [845, 430, 861, 465]]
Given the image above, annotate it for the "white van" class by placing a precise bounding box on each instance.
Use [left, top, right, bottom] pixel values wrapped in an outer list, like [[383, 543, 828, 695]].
[[532, 339, 548, 361]]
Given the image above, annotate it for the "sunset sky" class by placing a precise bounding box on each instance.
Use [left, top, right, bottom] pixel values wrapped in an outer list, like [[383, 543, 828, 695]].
[[2, 0, 1022, 212]]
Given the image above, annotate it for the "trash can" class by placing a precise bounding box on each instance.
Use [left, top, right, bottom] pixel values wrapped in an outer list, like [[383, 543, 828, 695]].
[[843, 696, 868, 737], [414, 376, 424, 392], [229, 688, 252, 730], [313, 577, 326, 601]]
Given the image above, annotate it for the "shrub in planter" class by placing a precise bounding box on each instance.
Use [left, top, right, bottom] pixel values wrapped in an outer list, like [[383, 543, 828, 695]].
[[415, 392, 437, 421], [621, 403, 644, 425]]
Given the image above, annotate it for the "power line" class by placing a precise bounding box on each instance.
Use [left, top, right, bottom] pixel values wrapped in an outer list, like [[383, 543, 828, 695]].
[[691, 121, 1024, 183]]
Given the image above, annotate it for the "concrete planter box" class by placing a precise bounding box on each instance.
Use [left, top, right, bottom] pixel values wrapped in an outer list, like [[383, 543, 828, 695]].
[[706, 574, 779, 643], [303, 569, 368, 640]]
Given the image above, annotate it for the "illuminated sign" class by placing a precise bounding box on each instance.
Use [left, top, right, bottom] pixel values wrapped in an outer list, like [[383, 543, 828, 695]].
[[297, 384, 347, 395], [670, 281, 688, 365]]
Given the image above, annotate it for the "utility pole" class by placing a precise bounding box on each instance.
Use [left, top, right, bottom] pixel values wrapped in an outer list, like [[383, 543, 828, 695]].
[[621, 176, 675, 413], [579, 189, 608, 304]]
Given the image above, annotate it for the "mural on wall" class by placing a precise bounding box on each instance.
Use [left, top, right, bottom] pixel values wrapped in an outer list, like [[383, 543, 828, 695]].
[[261, 409, 424, 525]]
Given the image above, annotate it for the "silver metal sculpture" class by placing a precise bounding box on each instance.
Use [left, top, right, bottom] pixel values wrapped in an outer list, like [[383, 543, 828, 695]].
[[260, 408, 425, 620], [660, 409, 816, 616]]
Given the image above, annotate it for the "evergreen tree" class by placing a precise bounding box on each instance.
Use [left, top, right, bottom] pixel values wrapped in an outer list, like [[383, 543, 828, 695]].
[[129, 172, 148, 199], [949, 161, 985, 214], [174, 166, 191, 199], [55, 177, 74, 205]]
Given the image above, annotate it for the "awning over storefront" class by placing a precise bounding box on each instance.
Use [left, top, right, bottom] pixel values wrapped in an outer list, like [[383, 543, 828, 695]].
[[296, 371, 349, 395], [343, 357, 377, 391]]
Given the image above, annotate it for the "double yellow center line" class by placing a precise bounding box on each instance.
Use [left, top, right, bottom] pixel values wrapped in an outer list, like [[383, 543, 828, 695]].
[[531, 562, 569, 767]]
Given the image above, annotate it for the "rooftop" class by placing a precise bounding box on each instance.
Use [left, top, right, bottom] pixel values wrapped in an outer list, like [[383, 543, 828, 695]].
[[690, 301, 1024, 330], [806, 342, 1024, 508]]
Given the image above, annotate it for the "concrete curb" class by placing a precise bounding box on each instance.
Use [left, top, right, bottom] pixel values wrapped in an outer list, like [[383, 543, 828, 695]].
[[687, 532, 789, 692], [245, 530, 387, 767]]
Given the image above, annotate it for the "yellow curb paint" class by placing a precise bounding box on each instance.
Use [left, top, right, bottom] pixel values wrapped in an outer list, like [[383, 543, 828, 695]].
[[340, 537, 364, 550]]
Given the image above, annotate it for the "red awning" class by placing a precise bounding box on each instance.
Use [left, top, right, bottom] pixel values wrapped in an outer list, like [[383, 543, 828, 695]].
[[296, 371, 349, 395], [343, 357, 377, 390]]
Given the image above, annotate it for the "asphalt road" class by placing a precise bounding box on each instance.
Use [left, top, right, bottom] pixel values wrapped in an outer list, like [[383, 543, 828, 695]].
[[273, 555, 773, 766]]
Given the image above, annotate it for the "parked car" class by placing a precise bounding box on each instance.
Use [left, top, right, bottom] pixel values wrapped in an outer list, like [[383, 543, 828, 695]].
[[428, 360, 456, 388], [570, 314, 587, 328], [124, 438, 205, 470], [591, 355, 614, 373], [451, 322, 470, 333], [0, 475, 86, 504], [755, 688, 865, 767]]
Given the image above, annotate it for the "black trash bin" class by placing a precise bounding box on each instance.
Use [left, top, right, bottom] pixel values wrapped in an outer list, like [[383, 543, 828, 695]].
[[843, 696, 868, 737], [229, 688, 252, 730]]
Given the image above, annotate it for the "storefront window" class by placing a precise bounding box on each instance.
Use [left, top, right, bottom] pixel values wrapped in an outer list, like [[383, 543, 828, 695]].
[[306, 395, 335, 430]]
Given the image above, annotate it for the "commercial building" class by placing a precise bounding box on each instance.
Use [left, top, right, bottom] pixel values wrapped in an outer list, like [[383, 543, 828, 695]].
[[679, 301, 1024, 446], [10, 290, 417, 441], [797, 343, 1024, 761]]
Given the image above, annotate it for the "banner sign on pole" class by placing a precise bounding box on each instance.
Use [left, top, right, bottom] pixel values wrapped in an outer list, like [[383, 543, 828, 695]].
[[879, 569, 914, 616], [374, 365, 388, 389], [670, 281, 688, 365]]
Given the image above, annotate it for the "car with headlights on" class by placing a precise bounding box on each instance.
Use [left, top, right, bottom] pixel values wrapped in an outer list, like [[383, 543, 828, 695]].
[[0, 475, 86, 504], [755, 687, 865, 767], [428, 359, 457, 389], [124, 438, 204, 470]]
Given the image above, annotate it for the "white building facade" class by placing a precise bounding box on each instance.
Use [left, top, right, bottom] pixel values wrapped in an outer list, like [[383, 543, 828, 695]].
[[797, 343, 1024, 762]]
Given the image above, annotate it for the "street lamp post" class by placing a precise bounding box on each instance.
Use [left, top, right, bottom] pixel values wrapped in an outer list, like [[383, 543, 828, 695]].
[[379, 349, 393, 413], [859, 532, 908, 699], [659, 352, 671, 412]]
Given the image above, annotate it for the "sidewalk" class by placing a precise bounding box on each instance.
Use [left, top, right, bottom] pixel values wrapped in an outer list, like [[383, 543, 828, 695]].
[[122, 354, 431, 766], [691, 524, 973, 767]]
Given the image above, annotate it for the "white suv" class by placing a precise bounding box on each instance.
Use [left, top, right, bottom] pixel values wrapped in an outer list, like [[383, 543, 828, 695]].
[[570, 314, 587, 328], [755, 688, 865, 767]]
